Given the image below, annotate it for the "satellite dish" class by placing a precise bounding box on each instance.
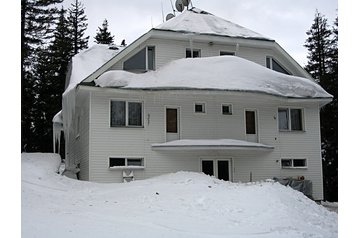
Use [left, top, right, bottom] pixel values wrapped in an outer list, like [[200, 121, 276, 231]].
[[175, 0, 184, 12], [166, 13, 175, 21], [182, 0, 191, 7]]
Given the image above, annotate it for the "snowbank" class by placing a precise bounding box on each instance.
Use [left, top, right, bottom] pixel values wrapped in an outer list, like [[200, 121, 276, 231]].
[[155, 8, 271, 40], [95, 56, 332, 99], [22, 153, 337, 238]]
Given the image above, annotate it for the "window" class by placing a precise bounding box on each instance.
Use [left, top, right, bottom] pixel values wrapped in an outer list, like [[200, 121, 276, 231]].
[[220, 51, 235, 56], [281, 158, 307, 168], [186, 49, 201, 58], [194, 102, 206, 113], [123, 46, 155, 72], [266, 57, 291, 75], [111, 100, 143, 127], [166, 108, 178, 133], [109, 157, 144, 168], [222, 104, 232, 115], [245, 110, 256, 134], [278, 108, 303, 131]]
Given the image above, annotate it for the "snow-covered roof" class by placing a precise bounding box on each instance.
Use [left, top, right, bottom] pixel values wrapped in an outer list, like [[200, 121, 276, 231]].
[[154, 8, 272, 41], [95, 56, 332, 99], [152, 139, 274, 151], [64, 44, 123, 95]]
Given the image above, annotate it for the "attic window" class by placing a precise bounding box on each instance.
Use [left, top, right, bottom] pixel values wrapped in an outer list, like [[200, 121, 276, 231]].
[[266, 57, 291, 75], [123, 46, 155, 72], [186, 49, 201, 58]]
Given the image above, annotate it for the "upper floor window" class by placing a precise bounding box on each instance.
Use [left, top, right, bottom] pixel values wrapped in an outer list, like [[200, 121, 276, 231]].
[[278, 108, 303, 131], [111, 100, 143, 127], [220, 51, 235, 56], [194, 102, 206, 113], [222, 104, 233, 115], [186, 49, 201, 58], [123, 46, 155, 72], [266, 57, 291, 75]]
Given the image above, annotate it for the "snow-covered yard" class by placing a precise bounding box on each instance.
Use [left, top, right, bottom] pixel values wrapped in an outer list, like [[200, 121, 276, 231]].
[[21, 153, 337, 238]]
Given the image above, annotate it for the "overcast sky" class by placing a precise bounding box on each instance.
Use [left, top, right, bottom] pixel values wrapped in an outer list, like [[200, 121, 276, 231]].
[[62, 0, 337, 67]]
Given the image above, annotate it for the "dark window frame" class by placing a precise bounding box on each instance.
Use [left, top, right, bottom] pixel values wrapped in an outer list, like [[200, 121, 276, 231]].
[[110, 100, 144, 128], [222, 104, 233, 115], [194, 102, 206, 114], [278, 108, 304, 132]]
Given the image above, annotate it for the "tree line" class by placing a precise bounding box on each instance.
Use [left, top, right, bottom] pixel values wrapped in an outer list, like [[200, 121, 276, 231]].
[[21, 0, 115, 153], [21, 1, 338, 201], [304, 11, 338, 202]]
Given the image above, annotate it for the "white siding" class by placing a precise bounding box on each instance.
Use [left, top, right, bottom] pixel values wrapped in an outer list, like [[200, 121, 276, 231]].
[[67, 90, 90, 180], [88, 88, 323, 200]]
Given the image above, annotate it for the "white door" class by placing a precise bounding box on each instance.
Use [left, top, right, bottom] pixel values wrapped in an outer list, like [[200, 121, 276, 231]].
[[166, 107, 180, 141], [201, 158, 232, 181]]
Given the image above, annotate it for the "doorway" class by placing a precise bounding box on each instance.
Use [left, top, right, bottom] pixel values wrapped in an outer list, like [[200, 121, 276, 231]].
[[200, 158, 232, 181], [166, 107, 180, 141]]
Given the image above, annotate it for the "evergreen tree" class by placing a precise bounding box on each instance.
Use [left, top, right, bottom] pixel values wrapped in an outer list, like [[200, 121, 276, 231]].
[[94, 19, 115, 44], [21, 0, 63, 151], [30, 7, 74, 152], [304, 12, 338, 202], [67, 0, 89, 55]]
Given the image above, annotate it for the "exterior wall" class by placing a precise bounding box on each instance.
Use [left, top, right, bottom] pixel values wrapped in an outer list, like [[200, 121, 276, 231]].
[[88, 88, 323, 200], [67, 90, 90, 180], [108, 37, 302, 77]]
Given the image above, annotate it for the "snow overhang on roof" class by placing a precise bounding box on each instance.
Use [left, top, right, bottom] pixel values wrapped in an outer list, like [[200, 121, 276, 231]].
[[154, 8, 272, 41], [95, 56, 332, 100], [151, 139, 274, 151]]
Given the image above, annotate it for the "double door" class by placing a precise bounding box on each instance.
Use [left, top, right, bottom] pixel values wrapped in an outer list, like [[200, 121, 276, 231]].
[[201, 158, 232, 181]]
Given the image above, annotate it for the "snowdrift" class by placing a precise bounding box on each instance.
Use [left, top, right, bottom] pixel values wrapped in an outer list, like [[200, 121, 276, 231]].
[[22, 153, 337, 238], [95, 56, 332, 99]]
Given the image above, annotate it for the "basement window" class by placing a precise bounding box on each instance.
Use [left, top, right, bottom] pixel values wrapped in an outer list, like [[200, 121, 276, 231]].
[[281, 158, 307, 169], [220, 51, 235, 56], [109, 157, 144, 168]]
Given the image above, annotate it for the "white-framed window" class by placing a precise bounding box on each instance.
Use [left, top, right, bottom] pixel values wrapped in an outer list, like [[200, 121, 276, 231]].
[[266, 56, 291, 75], [186, 49, 201, 58], [194, 102, 206, 113], [123, 46, 155, 72], [278, 108, 304, 131], [222, 104, 233, 115], [110, 100, 143, 127], [220, 51, 235, 56], [109, 157, 144, 169], [281, 158, 307, 169]]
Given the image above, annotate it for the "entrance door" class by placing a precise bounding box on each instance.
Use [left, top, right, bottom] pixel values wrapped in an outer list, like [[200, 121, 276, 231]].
[[245, 110, 258, 142], [201, 159, 231, 181], [166, 107, 179, 141]]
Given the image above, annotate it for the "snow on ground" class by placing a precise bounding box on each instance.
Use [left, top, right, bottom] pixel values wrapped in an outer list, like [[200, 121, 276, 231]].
[[22, 153, 337, 238], [95, 56, 332, 99]]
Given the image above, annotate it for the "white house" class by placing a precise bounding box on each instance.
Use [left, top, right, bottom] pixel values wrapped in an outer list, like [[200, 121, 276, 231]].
[[53, 7, 332, 200]]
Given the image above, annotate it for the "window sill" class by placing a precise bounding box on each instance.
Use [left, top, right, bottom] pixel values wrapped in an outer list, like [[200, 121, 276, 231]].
[[281, 167, 307, 169], [110, 126, 144, 129], [109, 166, 145, 170], [279, 130, 306, 133]]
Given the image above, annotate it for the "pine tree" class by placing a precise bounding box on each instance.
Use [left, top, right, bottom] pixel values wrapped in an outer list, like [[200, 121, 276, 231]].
[[304, 10, 332, 82], [94, 19, 115, 44], [304, 12, 338, 202], [21, 0, 63, 151], [67, 0, 89, 55]]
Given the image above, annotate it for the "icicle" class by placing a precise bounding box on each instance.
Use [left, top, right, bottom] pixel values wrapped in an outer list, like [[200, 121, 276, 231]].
[[235, 43, 240, 56]]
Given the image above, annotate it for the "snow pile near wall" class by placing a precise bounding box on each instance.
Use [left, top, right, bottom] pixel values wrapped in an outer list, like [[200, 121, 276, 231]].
[[155, 8, 271, 40], [22, 153, 337, 238], [95, 56, 332, 99]]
